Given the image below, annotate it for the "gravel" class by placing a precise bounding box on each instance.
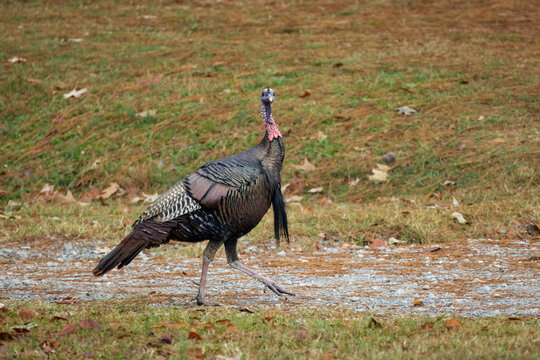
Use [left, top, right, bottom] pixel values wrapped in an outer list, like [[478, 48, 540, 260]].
[[0, 238, 538, 317]]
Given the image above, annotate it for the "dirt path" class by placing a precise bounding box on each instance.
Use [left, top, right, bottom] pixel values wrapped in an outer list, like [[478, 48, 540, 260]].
[[1, 238, 538, 316]]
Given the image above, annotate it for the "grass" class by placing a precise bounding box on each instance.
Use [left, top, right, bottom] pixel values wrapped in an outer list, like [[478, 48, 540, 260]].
[[1, 301, 539, 359], [0, 0, 539, 357]]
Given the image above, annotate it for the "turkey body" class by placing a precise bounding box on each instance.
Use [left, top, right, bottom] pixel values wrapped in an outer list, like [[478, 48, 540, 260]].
[[93, 88, 293, 305]]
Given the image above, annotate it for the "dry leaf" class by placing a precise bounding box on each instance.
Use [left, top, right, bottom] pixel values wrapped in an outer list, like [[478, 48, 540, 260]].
[[19, 309, 39, 320], [452, 197, 459, 207], [312, 131, 327, 141], [299, 90, 311, 98], [396, 106, 416, 115], [413, 298, 424, 307], [308, 187, 323, 193], [142, 192, 159, 203], [286, 195, 303, 203], [60, 324, 78, 335], [420, 322, 434, 330], [368, 164, 390, 183], [348, 178, 360, 186], [136, 110, 157, 117], [0, 332, 14, 341], [293, 158, 315, 172], [188, 328, 202, 340], [99, 183, 121, 200], [368, 238, 386, 247], [443, 318, 462, 330], [40, 183, 55, 196], [8, 56, 27, 63], [56, 190, 77, 204], [80, 187, 100, 203], [443, 180, 456, 186], [63, 88, 88, 99], [452, 212, 467, 224]]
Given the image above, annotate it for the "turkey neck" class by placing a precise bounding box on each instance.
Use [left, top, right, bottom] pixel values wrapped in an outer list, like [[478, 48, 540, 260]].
[[260, 101, 285, 182]]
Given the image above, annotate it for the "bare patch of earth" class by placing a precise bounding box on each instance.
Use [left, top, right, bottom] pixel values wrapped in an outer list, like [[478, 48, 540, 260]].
[[0, 238, 538, 317]]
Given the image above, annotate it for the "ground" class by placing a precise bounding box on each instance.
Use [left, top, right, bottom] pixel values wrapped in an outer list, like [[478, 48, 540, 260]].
[[1, 0, 539, 358]]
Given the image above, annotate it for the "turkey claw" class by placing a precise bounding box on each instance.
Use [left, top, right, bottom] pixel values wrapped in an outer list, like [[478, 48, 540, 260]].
[[262, 280, 296, 297], [195, 297, 221, 307]]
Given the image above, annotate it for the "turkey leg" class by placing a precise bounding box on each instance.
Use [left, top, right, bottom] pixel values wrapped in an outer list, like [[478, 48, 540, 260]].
[[194, 240, 222, 306], [225, 239, 295, 297]]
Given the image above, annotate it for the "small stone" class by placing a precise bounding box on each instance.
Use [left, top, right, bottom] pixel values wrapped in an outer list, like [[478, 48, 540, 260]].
[[422, 285, 430, 290], [63, 242, 73, 253]]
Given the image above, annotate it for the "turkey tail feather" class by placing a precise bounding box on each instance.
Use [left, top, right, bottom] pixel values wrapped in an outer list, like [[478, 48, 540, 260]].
[[92, 230, 150, 276], [272, 186, 289, 245]]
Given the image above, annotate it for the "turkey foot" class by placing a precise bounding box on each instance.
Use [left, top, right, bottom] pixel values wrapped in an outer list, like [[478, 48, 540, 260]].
[[194, 295, 220, 307], [229, 260, 296, 297]]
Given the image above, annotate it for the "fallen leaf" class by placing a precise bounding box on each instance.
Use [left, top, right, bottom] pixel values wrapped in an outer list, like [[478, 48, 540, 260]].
[[41, 340, 58, 353], [452, 212, 468, 224], [396, 106, 416, 115], [308, 187, 323, 193], [0, 332, 14, 341], [420, 322, 434, 330], [63, 88, 88, 99], [348, 178, 360, 186], [293, 158, 315, 172], [142, 192, 159, 203], [12, 323, 37, 333], [286, 195, 303, 203], [443, 180, 456, 186], [312, 131, 327, 141], [99, 183, 122, 200], [8, 56, 27, 63], [188, 328, 202, 340], [80, 186, 100, 203], [368, 164, 390, 183], [413, 298, 424, 307], [136, 109, 157, 117], [19, 309, 39, 320], [79, 319, 101, 331], [368, 238, 386, 247], [443, 318, 462, 330], [56, 190, 77, 204], [51, 316, 68, 321], [40, 183, 55, 196], [299, 90, 311, 98], [452, 197, 459, 207], [60, 323, 78, 335]]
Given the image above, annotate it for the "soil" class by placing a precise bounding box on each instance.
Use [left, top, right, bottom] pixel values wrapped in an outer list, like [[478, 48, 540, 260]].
[[1, 237, 538, 317]]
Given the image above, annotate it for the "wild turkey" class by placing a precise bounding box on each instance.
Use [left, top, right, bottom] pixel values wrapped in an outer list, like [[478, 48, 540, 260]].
[[93, 88, 294, 305]]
